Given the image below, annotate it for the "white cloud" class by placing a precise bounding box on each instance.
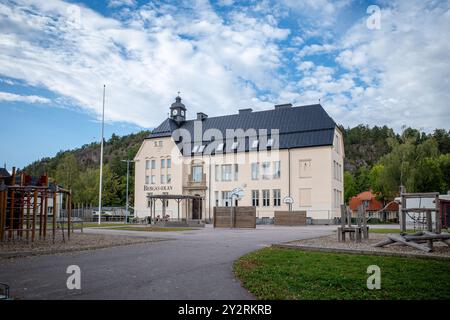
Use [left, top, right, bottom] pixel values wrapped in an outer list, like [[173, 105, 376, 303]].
[[107, 0, 136, 8], [0, 0, 289, 127], [0, 91, 51, 104], [283, 0, 450, 131]]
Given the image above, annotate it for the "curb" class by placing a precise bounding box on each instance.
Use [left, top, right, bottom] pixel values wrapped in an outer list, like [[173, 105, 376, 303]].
[[272, 244, 450, 261]]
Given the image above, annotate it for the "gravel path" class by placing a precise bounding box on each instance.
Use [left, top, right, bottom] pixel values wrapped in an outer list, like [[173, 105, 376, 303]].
[[0, 233, 166, 258], [285, 233, 450, 259]]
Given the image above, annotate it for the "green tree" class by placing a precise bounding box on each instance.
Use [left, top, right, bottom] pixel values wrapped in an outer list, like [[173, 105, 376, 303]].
[[54, 154, 79, 188], [344, 171, 357, 202]]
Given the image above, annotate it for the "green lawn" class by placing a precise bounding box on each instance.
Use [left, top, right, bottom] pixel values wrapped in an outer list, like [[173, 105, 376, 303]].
[[234, 247, 450, 300]]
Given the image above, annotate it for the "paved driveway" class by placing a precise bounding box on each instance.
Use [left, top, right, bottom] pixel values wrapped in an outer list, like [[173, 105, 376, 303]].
[[0, 225, 334, 299]]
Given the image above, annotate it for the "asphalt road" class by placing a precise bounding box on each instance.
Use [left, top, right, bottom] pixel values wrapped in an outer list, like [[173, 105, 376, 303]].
[[0, 225, 334, 299]]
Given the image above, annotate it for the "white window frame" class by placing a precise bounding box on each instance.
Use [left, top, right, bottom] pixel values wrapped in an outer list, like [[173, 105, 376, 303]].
[[273, 189, 281, 206], [273, 161, 281, 179], [252, 190, 259, 207], [251, 163, 259, 180], [222, 164, 232, 181], [262, 189, 270, 207], [262, 162, 271, 180]]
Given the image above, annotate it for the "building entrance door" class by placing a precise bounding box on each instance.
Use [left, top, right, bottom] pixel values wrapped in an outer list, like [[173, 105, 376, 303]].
[[192, 197, 202, 220]]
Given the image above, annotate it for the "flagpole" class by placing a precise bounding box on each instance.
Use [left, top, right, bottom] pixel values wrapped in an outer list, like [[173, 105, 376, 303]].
[[98, 84, 106, 225]]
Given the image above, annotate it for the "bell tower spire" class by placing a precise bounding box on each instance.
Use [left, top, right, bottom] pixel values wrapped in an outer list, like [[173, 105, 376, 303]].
[[170, 93, 186, 125]]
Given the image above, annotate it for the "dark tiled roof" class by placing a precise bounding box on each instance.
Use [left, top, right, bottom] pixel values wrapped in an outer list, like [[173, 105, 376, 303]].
[[0, 168, 10, 178], [146, 104, 337, 154]]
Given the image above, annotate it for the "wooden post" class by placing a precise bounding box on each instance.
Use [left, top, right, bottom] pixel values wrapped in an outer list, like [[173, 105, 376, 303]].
[[43, 192, 48, 240], [53, 191, 57, 243], [0, 190, 5, 242], [39, 191, 43, 238], [400, 195, 406, 233], [32, 190, 37, 242], [26, 192, 31, 242], [9, 188, 15, 240], [426, 209, 433, 250], [435, 194, 441, 234], [19, 173, 26, 238], [67, 192, 71, 239]]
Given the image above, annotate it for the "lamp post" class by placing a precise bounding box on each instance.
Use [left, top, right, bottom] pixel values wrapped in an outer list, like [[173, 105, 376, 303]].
[[98, 84, 106, 225], [121, 159, 136, 223]]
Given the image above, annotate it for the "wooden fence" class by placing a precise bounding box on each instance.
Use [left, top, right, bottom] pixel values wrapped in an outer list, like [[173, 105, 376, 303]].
[[214, 206, 256, 228], [274, 211, 307, 226]]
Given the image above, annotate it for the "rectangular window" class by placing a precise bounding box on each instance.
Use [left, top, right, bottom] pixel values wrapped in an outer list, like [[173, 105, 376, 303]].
[[167, 158, 171, 169], [262, 189, 270, 207], [252, 190, 259, 207], [151, 159, 156, 169], [161, 159, 166, 169], [192, 166, 203, 182], [161, 175, 166, 184], [234, 164, 238, 181], [222, 191, 231, 207], [273, 189, 281, 206], [299, 188, 312, 207], [167, 174, 172, 184], [215, 165, 220, 182], [215, 191, 220, 206], [262, 162, 271, 180], [251, 163, 259, 180], [299, 160, 312, 178], [151, 175, 156, 184], [145, 175, 150, 184], [222, 164, 232, 181], [273, 161, 281, 179], [146, 160, 150, 169], [335, 135, 340, 154]]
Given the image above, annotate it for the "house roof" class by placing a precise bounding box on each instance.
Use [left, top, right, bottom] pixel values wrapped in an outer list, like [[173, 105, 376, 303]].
[[146, 104, 337, 154], [349, 191, 399, 212], [0, 168, 10, 179]]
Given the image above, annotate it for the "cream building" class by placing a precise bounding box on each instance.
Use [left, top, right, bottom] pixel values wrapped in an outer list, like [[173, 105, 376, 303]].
[[134, 96, 344, 224]]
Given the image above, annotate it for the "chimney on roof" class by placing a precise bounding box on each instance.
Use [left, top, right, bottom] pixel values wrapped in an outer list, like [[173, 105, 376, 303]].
[[274, 103, 292, 110], [239, 108, 253, 115], [197, 112, 208, 121]]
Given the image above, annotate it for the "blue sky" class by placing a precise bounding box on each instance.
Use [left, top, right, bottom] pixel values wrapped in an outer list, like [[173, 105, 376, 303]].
[[1, 0, 450, 170]]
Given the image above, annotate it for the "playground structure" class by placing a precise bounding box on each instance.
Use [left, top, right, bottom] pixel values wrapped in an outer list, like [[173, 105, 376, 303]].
[[337, 204, 369, 242], [374, 192, 450, 252], [0, 167, 72, 243]]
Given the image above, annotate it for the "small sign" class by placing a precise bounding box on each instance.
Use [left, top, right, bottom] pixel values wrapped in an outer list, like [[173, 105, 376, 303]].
[[283, 196, 294, 204]]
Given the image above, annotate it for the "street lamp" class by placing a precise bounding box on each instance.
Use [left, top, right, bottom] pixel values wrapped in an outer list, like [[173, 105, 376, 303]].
[[98, 84, 106, 225], [121, 159, 136, 223]]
